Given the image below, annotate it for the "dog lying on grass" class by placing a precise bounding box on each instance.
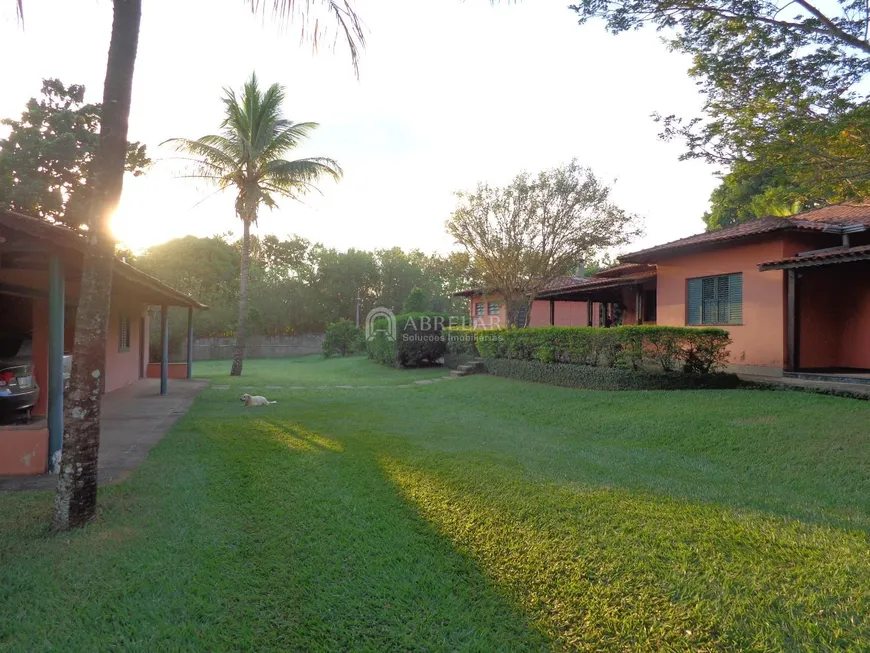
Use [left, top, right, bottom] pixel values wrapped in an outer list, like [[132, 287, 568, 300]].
[[240, 393, 277, 407]]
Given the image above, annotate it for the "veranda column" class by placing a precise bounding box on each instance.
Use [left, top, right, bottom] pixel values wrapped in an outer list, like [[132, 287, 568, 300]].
[[48, 256, 64, 473], [186, 307, 193, 379], [786, 269, 800, 372], [160, 305, 169, 395]]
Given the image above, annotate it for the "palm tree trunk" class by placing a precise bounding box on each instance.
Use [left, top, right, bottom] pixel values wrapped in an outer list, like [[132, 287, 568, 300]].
[[53, 0, 141, 530], [230, 218, 251, 376]]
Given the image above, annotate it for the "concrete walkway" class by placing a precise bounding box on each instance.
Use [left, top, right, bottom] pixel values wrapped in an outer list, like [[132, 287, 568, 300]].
[[0, 378, 208, 492], [739, 373, 870, 398]]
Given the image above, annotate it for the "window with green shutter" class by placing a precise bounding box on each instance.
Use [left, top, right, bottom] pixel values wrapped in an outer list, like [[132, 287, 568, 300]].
[[686, 273, 742, 325], [474, 302, 485, 317], [119, 315, 131, 352], [487, 302, 500, 315]]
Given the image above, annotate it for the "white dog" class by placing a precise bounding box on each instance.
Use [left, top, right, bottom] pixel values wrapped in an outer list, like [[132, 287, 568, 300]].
[[240, 393, 277, 407]]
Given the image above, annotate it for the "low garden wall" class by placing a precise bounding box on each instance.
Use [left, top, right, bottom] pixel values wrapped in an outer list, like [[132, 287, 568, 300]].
[[445, 325, 739, 390], [192, 334, 324, 361]]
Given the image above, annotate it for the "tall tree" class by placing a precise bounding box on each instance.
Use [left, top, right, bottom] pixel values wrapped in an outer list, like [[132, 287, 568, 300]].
[[0, 79, 150, 228], [569, 0, 870, 205], [14, 0, 364, 529], [164, 73, 342, 376], [446, 160, 641, 327], [52, 0, 142, 530], [702, 163, 821, 230]]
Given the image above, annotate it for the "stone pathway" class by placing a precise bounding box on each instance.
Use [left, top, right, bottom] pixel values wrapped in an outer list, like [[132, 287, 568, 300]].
[[739, 374, 870, 398]]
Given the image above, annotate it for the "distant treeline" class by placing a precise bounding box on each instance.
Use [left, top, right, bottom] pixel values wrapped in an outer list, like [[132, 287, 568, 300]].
[[132, 234, 480, 349]]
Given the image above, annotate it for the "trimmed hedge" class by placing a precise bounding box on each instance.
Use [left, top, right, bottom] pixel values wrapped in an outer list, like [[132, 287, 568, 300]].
[[367, 313, 467, 367], [483, 358, 740, 391], [445, 325, 732, 373]]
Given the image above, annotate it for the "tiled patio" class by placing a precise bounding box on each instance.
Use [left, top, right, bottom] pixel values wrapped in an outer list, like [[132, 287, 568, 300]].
[[0, 378, 208, 492]]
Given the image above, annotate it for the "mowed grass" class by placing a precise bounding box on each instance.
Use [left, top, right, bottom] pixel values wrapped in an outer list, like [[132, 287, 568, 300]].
[[193, 354, 449, 387], [1, 356, 869, 650]]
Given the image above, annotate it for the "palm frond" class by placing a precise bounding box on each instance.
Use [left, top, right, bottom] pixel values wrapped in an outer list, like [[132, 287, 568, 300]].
[[161, 136, 239, 172], [259, 121, 320, 160], [166, 74, 342, 220], [267, 157, 342, 183], [248, 0, 366, 77]]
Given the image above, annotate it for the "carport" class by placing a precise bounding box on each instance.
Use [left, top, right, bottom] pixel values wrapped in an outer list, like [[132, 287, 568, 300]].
[[0, 210, 206, 475]]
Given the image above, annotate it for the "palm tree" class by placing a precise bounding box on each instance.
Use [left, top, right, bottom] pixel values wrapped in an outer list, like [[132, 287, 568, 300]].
[[16, 0, 364, 529], [164, 74, 342, 376]]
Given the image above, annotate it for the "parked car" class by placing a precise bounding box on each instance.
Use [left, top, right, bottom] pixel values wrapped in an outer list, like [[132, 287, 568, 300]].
[[0, 337, 40, 422], [63, 354, 72, 391]]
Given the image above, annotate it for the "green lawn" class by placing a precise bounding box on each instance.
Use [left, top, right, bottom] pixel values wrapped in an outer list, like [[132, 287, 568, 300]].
[[193, 355, 449, 387], [1, 356, 869, 650]]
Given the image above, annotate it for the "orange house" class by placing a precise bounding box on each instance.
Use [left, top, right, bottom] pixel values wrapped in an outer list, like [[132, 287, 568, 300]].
[[457, 202, 870, 379], [456, 264, 657, 330], [0, 210, 205, 475]]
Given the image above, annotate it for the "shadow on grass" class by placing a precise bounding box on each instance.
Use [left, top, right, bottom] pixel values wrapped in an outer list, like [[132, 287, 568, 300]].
[[376, 445, 870, 651], [0, 413, 552, 650], [191, 414, 552, 650]]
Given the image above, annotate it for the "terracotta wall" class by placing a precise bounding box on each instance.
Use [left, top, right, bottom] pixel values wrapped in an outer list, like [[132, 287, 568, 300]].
[[839, 266, 870, 368], [468, 295, 589, 327], [800, 262, 870, 369], [104, 301, 149, 393], [655, 238, 790, 369], [468, 294, 507, 328], [146, 362, 189, 379], [528, 300, 590, 327], [0, 422, 48, 475]]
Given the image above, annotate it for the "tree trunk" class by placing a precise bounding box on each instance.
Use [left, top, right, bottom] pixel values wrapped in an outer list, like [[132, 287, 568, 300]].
[[506, 298, 531, 328], [230, 218, 251, 376], [53, 0, 141, 531]]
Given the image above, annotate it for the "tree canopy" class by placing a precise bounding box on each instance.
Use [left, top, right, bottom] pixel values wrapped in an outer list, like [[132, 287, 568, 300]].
[[446, 160, 641, 326], [570, 0, 870, 224], [0, 79, 150, 229]]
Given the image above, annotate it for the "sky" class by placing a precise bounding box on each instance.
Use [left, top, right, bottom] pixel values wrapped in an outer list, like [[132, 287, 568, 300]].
[[1, 0, 720, 258]]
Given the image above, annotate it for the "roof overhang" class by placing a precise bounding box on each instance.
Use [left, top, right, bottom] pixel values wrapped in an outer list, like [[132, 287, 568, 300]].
[[759, 245, 870, 271], [0, 209, 207, 309], [536, 272, 656, 299]]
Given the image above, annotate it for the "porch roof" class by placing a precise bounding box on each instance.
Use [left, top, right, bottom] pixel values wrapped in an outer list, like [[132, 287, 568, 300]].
[[0, 210, 206, 309], [758, 244, 870, 271], [453, 275, 587, 298], [621, 202, 870, 263], [536, 270, 657, 300]]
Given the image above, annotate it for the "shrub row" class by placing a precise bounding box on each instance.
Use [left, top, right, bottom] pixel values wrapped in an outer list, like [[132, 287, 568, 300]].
[[367, 313, 467, 367], [482, 358, 740, 391], [445, 325, 732, 373]]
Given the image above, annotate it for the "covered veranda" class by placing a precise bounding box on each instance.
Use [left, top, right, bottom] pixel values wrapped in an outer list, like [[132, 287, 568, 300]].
[[760, 244, 870, 380], [536, 266, 658, 326], [0, 210, 206, 475]]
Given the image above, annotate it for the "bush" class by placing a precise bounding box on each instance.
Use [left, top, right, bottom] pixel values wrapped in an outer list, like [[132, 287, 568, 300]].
[[483, 358, 740, 391], [402, 287, 428, 313], [367, 313, 468, 367], [322, 319, 365, 358], [445, 325, 732, 373]]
